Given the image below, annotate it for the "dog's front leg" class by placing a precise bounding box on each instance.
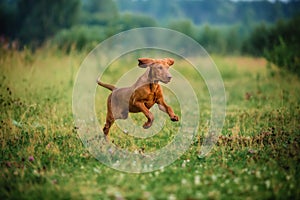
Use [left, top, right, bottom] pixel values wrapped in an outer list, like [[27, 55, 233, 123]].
[[134, 101, 154, 129], [157, 99, 179, 122]]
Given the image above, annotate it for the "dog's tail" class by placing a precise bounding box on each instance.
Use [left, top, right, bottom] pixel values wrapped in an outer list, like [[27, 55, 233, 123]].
[[96, 77, 116, 91]]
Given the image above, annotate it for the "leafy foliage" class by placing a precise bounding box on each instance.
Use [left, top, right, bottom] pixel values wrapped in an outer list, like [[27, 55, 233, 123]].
[[116, 0, 300, 25], [116, 13, 157, 31], [53, 25, 106, 52], [80, 0, 118, 26], [1, 0, 300, 54], [168, 20, 196, 39], [244, 15, 300, 76], [53, 13, 157, 52], [265, 16, 300, 76], [0, 0, 81, 46]]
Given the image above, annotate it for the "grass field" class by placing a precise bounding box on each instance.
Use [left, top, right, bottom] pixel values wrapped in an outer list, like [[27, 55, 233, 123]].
[[1, 48, 299, 199]]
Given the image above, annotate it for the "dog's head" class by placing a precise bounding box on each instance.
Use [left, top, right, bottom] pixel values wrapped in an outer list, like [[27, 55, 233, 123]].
[[138, 58, 174, 84]]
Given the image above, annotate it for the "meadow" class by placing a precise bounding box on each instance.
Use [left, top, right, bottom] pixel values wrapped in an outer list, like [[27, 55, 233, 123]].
[[0, 48, 299, 199]]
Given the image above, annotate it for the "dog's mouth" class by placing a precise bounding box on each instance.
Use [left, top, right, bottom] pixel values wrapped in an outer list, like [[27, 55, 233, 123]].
[[161, 78, 171, 84]]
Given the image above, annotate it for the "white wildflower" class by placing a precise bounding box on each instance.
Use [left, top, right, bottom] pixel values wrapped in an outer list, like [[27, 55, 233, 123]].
[[265, 180, 271, 189], [168, 194, 176, 200], [194, 175, 200, 185], [211, 174, 217, 182], [255, 171, 261, 178], [181, 178, 187, 185]]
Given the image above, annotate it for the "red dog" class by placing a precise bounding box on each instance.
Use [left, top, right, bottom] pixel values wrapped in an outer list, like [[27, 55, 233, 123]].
[[97, 58, 179, 140]]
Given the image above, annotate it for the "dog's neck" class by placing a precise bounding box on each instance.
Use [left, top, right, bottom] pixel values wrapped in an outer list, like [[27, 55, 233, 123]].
[[133, 68, 158, 89], [148, 67, 159, 84]]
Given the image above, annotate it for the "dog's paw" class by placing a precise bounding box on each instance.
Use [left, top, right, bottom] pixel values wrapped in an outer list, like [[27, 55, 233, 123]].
[[171, 115, 179, 122], [143, 121, 153, 129]]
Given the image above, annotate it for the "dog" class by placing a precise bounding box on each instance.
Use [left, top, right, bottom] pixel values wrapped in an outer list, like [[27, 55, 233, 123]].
[[97, 58, 179, 141]]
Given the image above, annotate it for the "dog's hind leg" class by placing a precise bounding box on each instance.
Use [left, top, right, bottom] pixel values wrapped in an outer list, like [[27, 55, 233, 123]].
[[103, 94, 115, 141], [103, 117, 114, 141]]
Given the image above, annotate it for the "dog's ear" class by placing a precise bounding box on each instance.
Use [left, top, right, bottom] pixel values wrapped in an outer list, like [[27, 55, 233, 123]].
[[165, 58, 174, 66], [138, 58, 154, 68]]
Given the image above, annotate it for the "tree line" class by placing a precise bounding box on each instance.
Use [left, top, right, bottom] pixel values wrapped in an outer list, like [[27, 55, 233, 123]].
[[0, 0, 299, 75], [116, 0, 300, 25]]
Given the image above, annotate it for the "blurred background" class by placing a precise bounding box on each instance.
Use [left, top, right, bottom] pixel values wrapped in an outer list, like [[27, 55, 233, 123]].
[[1, 0, 300, 74], [1, 1, 300, 199]]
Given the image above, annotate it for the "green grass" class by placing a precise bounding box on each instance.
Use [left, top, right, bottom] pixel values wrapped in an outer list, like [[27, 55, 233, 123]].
[[1, 48, 299, 199]]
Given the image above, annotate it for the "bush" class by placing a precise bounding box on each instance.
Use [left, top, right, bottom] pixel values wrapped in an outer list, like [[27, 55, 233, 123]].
[[196, 25, 242, 54], [52, 13, 158, 52], [267, 16, 300, 76], [265, 36, 300, 76], [243, 15, 300, 76], [116, 13, 157, 31], [242, 23, 272, 56], [52, 25, 107, 52], [168, 20, 196, 39]]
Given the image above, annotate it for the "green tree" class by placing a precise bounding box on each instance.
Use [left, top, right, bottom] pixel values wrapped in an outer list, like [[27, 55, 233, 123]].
[[0, 0, 18, 38], [117, 13, 157, 31], [265, 15, 300, 76], [225, 26, 242, 54], [17, 0, 80, 45], [242, 23, 271, 56], [81, 0, 118, 26], [168, 20, 196, 39], [197, 25, 223, 54], [244, 15, 300, 76]]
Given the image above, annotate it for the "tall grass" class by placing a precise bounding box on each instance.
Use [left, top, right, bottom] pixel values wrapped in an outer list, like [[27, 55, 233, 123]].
[[0, 48, 299, 199]]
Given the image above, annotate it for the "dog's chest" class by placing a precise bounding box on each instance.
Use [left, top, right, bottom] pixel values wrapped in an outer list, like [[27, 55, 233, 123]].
[[144, 86, 160, 108], [144, 92, 157, 107], [133, 84, 159, 105]]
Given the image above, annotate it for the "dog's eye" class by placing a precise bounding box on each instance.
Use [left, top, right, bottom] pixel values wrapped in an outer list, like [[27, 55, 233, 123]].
[[158, 66, 163, 70]]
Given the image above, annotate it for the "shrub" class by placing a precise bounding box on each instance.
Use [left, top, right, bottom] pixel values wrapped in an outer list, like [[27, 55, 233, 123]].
[[265, 16, 300, 76], [243, 15, 300, 76], [242, 23, 272, 56], [116, 13, 157, 31], [52, 25, 107, 52], [196, 25, 242, 55], [265, 37, 300, 76]]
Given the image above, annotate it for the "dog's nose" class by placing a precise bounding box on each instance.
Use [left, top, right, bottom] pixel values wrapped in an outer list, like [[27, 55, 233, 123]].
[[167, 75, 172, 80]]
